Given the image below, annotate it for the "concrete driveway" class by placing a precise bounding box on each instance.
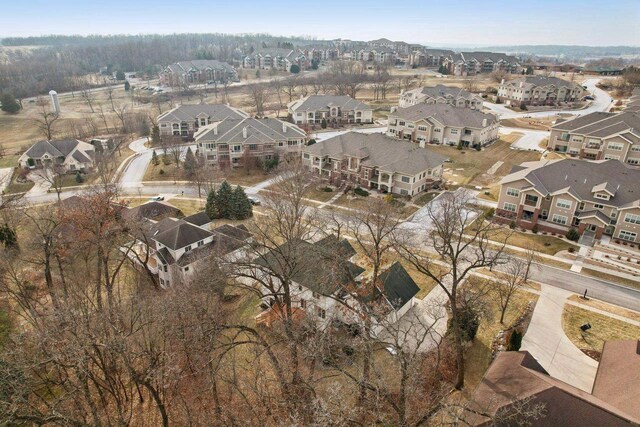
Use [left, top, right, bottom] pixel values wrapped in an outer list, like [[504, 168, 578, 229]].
[[521, 285, 598, 393], [26, 169, 53, 197], [501, 127, 548, 152], [0, 168, 13, 194]]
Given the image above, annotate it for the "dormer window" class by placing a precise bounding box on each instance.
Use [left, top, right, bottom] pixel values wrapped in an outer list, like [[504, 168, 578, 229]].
[[594, 193, 609, 200], [184, 245, 192, 252]]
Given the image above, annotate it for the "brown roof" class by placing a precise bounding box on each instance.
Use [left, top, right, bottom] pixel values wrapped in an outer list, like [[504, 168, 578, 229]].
[[123, 202, 183, 221], [592, 340, 640, 420], [468, 351, 639, 426]]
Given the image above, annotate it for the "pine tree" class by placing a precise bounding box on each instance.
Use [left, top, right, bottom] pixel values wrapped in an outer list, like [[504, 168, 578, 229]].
[[228, 186, 241, 220], [124, 81, 130, 91], [205, 189, 219, 219], [235, 185, 253, 219], [75, 171, 84, 184], [0, 223, 17, 248], [0, 93, 21, 114], [151, 124, 160, 145], [151, 150, 159, 166], [215, 180, 234, 219], [184, 147, 196, 178]]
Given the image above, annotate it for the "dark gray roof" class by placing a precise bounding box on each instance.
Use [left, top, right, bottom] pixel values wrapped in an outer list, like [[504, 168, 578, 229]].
[[303, 132, 449, 175], [166, 60, 235, 76], [157, 103, 248, 123], [290, 95, 372, 112], [72, 150, 92, 163], [458, 51, 519, 64], [254, 238, 365, 296], [24, 139, 84, 159], [501, 159, 640, 208], [183, 211, 211, 227], [195, 117, 305, 143], [153, 222, 213, 250], [315, 235, 357, 259], [176, 232, 246, 267], [390, 104, 497, 128], [123, 202, 183, 221], [378, 262, 420, 310], [214, 224, 252, 241], [502, 76, 582, 91], [405, 85, 482, 102], [552, 111, 640, 139]]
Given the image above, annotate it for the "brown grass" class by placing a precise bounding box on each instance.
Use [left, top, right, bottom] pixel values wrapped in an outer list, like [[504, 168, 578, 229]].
[[562, 305, 640, 356], [567, 295, 640, 323], [501, 118, 553, 131], [486, 227, 579, 256], [581, 268, 640, 290]]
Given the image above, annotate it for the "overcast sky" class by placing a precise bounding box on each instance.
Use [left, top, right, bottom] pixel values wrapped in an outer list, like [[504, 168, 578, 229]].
[[1, 0, 639, 46]]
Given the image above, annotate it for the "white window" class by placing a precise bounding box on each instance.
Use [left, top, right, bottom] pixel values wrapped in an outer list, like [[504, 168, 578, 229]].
[[401, 189, 409, 195], [618, 230, 637, 242], [184, 266, 190, 272], [401, 176, 410, 183], [503, 202, 517, 212], [184, 245, 192, 252], [506, 188, 520, 197], [604, 154, 620, 160], [556, 199, 572, 209], [450, 129, 459, 135], [407, 124, 414, 129], [418, 125, 428, 131], [631, 145, 640, 152], [434, 128, 441, 133], [316, 307, 326, 319], [552, 214, 568, 225], [607, 142, 624, 151], [300, 299, 306, 309], [624, 213, 640, 224], [627, 158, 640, 165], [399, 121, 405, 126], [594, 193, 609, 200], [232, 145, 242, 152]]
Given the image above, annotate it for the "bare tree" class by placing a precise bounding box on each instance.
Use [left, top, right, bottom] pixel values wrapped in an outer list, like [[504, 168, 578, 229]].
[[395, 190, 511, 389], [40, 162, 67, 202], [269, 78, 284, 117], [523, 247, 539, 283], [249, 82, 269, 117], [80, 88, 96, 113], [282, 75, 299, 102], [34, 98, 59, 140], [112, 104, 128, 132], [372, 65, 391, 100], [496, 257, 527, 324], [105, 86, 116, 111]]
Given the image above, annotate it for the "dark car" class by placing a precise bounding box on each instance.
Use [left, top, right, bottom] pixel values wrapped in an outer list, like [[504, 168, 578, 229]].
[[248, 196, 261, 205]]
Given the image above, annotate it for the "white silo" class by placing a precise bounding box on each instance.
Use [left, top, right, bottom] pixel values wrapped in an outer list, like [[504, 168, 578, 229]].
[[49, 90, 60, 114]]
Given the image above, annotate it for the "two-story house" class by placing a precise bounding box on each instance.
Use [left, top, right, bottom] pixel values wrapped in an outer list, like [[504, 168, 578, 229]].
[[194, 117, 306, 167], [288, 95, 374, 126], [301, 132, 448, 196], [497, 76, 586, 107], [548, 111, 640, 167], [19, 139, 95, 171], [387, 104, 499, 148], [398, 85, 483, 109], [255, 236, 420, 333], [157, 104, 248, 138], [496, 159, 640, 244]]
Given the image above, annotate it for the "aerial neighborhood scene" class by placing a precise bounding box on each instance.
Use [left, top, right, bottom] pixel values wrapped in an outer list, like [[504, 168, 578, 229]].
[[1, 0, 640, 425]]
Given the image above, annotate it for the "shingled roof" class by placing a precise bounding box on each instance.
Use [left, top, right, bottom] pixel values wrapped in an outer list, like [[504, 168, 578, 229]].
[[153, 222, 213, 251], [303, 132, 449, 176], [390, 104, 497, 128], [377, 262, 420, 310], [404, 85, 482, 102], [195, 117, 305, 143], [289, 95, 372, 112], [157, 103, 247, 123], [551, 111, 640, 141]]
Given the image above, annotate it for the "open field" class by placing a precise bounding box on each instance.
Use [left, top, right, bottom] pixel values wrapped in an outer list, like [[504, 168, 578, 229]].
[[428, 139, 541, 187], [562, 305, 640, 358]]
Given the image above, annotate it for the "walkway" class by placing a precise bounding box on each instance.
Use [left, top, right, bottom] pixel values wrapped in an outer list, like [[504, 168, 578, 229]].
[[521, 285, 598, 393], [0, 168, 12, 194]]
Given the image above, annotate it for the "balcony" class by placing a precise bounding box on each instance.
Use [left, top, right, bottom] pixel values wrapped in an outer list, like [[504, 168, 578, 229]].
[[524, 195, 538, 207]]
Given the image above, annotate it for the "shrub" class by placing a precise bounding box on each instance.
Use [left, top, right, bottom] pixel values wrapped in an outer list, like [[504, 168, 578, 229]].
[[27, 158, 35, 167], [566, 228, 580, 242], [509, 221, 516, 230], [307, 139, 317, 146], [454, 305, 480, 342], [568, 247, 576, 253], [321, 186, 332, 192], [484, 208, 495, 219], [353, 187, 369, 197], [507, 330, 523, 351], [531, 224, 539, 234], [290, 64, 300, 74], [159, 169, 165, 175]]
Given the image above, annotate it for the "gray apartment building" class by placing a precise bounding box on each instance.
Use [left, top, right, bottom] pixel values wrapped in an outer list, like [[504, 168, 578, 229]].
[[157, 104, 248, 138]]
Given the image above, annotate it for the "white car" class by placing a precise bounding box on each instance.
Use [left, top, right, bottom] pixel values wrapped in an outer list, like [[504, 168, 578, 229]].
[[150, 196, 164, 201], [248, 196, 261, 206]]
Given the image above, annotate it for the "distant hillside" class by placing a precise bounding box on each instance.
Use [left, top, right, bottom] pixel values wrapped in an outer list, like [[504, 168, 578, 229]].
[[477, 45, 640, 59]]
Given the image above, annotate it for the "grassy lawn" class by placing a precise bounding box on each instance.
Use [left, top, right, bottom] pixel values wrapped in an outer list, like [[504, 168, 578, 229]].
[[501, 118, 553, 131], [562, 305, 640, 358], [144, 160, 270, 187], [567, 295, 640, 323], [414, 191, 440, 206], [167, 198, 205, 216], [305, 186, 339, 203], [484, 227, 579, 256], [0, 155, 19, 169], [3, 168, 34, 194], [428, 139, 541, 187], [406, 262, 443, 299], [463, 283, 539, 394], [581, 268, 640, 290], [333, 194, 372, 210]]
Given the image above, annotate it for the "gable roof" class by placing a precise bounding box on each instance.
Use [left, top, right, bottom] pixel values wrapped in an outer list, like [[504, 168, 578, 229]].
[[390, 103, 497, 128], [502, 76, 582, 91], [183, 211, 211, 227], [378, 262, 420, 309], [123, 201, 183, 222], [157, 103, 248, 123], [194, 117, 305, 143], [303, 132, 449, 175], [551, 111, 640, 139], [403, 85, 482, 102], [24, 139, 87, 159], [468, 351, 640, 426], [289, 95, 372, 112], [165, 59, 235, 75], [153, 222, 213, 250]]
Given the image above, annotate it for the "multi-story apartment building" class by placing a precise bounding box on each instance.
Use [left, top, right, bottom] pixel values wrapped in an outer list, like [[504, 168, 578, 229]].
[[157, 104, 248, 138], [159, 60, 238, 87], [408, 48, 454, 68], [195, 117, 306, 167], [288, 95, 374, 126], [496, 159, 640, 244], [242, 48, 307, 71], [548, 111, 640, 167], [300, 46, 339, 63], [443, 52, 520, 76], [497, 76, 586, 107], [352, 47, 396, 64], [301, 132, 448, 196], [398, 85, 483, 109], [387, 104, 499, 148]]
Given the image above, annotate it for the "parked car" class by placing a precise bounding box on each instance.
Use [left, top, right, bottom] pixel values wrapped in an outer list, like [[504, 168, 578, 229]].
[[248, 196, 261, 205], [583, 95, 595, 101], [150, 196, 165, 201]]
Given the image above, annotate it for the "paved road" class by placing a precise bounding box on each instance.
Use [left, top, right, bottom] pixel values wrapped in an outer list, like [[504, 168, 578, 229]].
[[311, 125, 387, 141], [483, 78, 613, 120], [501, 127, 548, 152]]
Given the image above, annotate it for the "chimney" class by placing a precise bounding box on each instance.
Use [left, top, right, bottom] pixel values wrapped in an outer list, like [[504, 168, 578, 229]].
[[243, 127, 247, 138], [400, 89, 405, 95], [282, 122, 287, 133], [213, 123, 218, 135], [500, 78, 505, 84], [482, 118, 487, 127], [564, 174, 568, 181], [519, 82, 524, 88]]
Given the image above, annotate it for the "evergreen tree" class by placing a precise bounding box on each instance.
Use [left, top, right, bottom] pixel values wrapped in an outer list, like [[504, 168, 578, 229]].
[[75, 171, 84, 184], [0, 93, 21, 114], [116, 70, 126, 80], [205, 189, 219, 219], [151, 150, 159, 166], [228, 186, 241, 220], [215, 180, 234, 219], [234, 185, 253, 219], [124, 81, 130, 91], [0, 223, 17, 248], [290, 64, 300, 74], [184, 147, 197, 178], [151, 124, 160, 145], [321, 118, 327, 129]]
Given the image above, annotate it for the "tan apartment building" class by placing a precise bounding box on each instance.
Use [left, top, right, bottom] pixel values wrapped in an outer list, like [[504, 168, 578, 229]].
[[242, 48, 307, 71], [387, 104, 499, 149], [301, 132, 448, 196], [159, 60, 238, 87], [398, 85, 483, 109], [548, 111, 640, 167], [443, 52, 520, 76], [195, 117, 306, 167], [157, 104, 248, 138], [288, 95, 374, 126], [496, 159, 640, 244], [497, 76, 586, 107]]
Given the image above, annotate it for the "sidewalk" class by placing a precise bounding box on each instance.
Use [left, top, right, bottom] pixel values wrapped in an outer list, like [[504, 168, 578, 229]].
[[521, 285, 598, 393]]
